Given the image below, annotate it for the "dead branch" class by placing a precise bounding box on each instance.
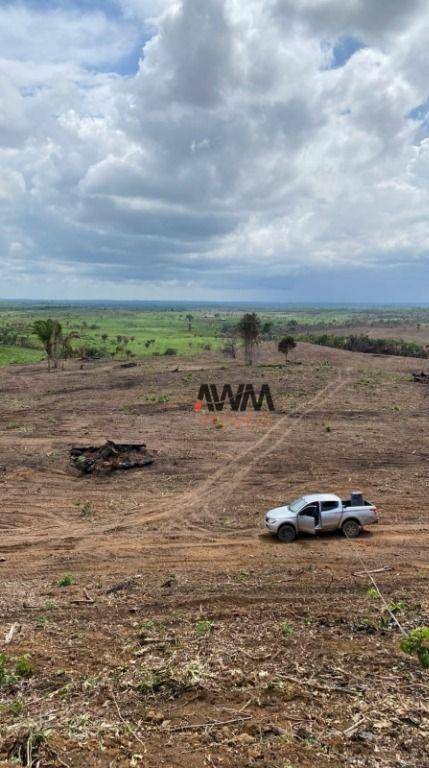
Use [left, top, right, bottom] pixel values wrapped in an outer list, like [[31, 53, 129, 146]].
[[352, 566, 392, 576], [168, 715, 253, 732], [4, 622, 20, 645]]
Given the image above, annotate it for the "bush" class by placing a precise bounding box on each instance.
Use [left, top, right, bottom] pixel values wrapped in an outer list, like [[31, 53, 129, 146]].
[[164, 348, 177, 356], [57, 574, 76, 587], [400, 627, 429, 668], [0, 653, 33, 687], [195, 619, 214, 636]]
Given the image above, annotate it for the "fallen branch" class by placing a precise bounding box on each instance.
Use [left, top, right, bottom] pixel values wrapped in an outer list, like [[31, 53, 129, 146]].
[[4, 622, 20, 645], [111, 690, 146, 747], [352, 566, 392, 576], [343, 717, 367, 737], [168, 715, 252, 733], [46, 747, 71, 768]]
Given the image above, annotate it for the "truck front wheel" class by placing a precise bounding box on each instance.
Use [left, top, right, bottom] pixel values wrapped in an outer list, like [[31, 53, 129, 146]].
[[342, 519, 362, 538], [277, 524, 296, 543]]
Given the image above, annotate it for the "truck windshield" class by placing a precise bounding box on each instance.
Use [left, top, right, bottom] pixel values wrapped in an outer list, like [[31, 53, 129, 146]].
[[289, 497, 306, 513]]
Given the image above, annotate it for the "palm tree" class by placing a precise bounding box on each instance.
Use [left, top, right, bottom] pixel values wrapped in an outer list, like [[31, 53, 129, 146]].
[[237, 313, 261, 365], [278, 335, 296, 364], [185, 313, 194, 332], [32, 319, 63, 371]]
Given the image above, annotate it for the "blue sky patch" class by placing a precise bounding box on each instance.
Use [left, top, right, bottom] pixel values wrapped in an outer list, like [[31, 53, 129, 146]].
[[407, 98, 429, 122], [94, 40, 145, 76], [328, 36, 365, 69], [15, 0, 121, 16]]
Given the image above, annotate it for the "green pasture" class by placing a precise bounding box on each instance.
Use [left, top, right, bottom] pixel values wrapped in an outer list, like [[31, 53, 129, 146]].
[[0, 345, 44, 366], [0, 304, 428, 368]]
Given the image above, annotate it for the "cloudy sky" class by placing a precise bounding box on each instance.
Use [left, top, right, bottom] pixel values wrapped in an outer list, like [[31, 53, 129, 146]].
[[1, 0, 429, 302]]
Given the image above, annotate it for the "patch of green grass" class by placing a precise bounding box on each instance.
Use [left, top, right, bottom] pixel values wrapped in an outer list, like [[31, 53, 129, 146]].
[[141, 619, 165, 631], [10, 698, 24, 715], [0, 346, 43, 366], [366, 587, 380, 599], [0, 653, 33, 687], [57, 574, 76, 588], [76, 501, 93, 519], [15, 655, 33, 678], [280, 621, 294, 636], [195, 619, 214, 636]]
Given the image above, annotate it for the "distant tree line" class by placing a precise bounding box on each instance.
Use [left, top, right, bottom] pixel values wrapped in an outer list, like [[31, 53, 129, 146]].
[[302, 333, 429, 359]]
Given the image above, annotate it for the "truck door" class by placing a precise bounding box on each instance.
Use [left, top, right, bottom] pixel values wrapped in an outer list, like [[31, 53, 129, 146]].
[[320, 500, 342, 530], [297, 503, 318, 534]]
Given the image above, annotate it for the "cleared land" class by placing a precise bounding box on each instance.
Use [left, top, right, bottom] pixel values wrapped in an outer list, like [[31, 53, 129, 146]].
[[0, 334, 428, 767]]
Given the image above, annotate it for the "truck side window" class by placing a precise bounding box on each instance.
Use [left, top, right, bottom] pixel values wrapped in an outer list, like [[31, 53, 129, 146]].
[[321, 501, 339, 511]]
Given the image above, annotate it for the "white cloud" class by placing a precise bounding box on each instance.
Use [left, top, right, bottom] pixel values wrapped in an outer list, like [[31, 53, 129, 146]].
[[1, 0, 429, 299], [0, 4, 139, 67]]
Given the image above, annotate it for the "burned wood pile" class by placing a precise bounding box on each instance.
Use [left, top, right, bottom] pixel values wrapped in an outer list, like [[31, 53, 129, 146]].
[[411, 371, 429, 383], [70, 440, 154, 474]]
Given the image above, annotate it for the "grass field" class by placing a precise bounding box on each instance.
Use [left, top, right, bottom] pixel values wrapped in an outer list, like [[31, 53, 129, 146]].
[[0, 346, 44, 366], [1, 303, 429, 367]]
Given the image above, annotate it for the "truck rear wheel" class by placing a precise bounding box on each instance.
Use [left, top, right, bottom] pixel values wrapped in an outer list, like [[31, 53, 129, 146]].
[[342, 519, 362, 538], [277, 524, 296, 543]]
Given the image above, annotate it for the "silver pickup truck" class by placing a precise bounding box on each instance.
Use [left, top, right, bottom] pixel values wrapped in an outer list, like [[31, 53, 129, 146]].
[[265, 492, 378, 542]]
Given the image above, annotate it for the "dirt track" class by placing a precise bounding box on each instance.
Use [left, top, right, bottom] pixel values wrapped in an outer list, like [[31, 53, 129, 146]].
[[0, 341, 428, 767]]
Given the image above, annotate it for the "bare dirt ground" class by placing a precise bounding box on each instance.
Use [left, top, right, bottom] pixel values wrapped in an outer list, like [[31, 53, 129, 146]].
[[0, 341, 428, 767]]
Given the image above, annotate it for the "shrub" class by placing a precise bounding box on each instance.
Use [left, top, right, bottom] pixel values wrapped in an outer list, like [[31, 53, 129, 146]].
[[15, 655, 33, 678], [57, 574, 76, 587], [195, 619, 214, 636], [400, 627, 429, 668], [164, 348, 177, 356], [0, 653, 15, 687], [0, 653, 33, 687], [366, 587, 379, 599]]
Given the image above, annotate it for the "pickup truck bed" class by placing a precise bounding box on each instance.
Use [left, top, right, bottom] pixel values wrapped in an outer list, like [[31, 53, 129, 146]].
[[342, 499, 371, 507]]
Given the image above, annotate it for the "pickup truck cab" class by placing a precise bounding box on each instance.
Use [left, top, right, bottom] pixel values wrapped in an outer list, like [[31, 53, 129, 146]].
[[265, 492, 378, 542]]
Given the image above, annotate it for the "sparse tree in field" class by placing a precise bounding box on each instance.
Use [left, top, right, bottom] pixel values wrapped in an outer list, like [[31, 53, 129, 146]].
[[115, 336, 130, 360], [222, 330, 238, 359], [237, 312, 261, 365], [186, 313, 193, 332], [262, 321, 273, 337], [62, 331, 79, 362], [32, 319, 63, 371], [278, 335, 296, 364]]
